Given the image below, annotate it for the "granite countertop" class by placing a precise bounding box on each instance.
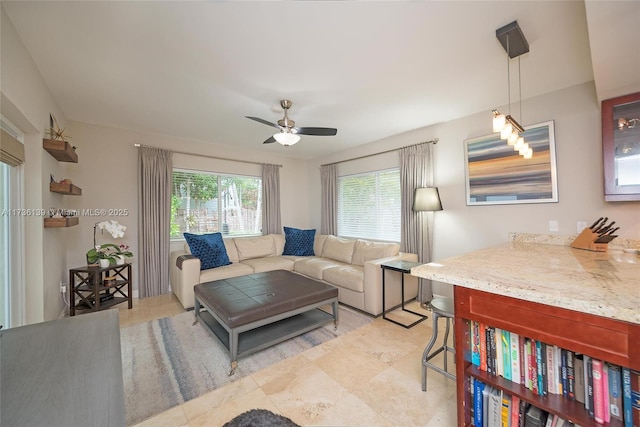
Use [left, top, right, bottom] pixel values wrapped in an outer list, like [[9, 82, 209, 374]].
[[411, 233, 640, 325]]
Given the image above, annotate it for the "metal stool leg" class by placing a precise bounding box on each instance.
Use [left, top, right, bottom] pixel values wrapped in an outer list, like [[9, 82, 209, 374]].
[[422, 304, 456, 392], [421, 312, 440, 391]]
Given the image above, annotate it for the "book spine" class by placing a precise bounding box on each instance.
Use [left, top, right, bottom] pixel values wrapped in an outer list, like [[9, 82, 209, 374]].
[[496, 327, 504, 378], [546, 345, 555, 394], [521, 337, 527, 387], [474, 378, 484, 427], [510, 333, 521, 385], [502, 330, 511, 381], [471, 321, 481, 366], [608, 363, 623, 420], [480, 323, 488, 372], [574, 354, 585, 404], [586, 356, 594, 418], [511, 395, 520, 427], [489, 327, 497, 376], [592, 358, 605, 424], [603, 363, 611, 423], [631, 369, 640, 427], [530, 340, 539, 395], [623, 367, 633, 427], [561, 349, 568, 398], [536, 341, 546, 396], [555, 346, 563, 395], [566, 350, 575, 400], [501, 392, 511, 427]]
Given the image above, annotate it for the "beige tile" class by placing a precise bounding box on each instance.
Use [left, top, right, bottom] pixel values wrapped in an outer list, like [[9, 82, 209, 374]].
[[121, 295, 458, 426], [182, 376, 259, 422], [353, 366, 453, 426], [188, 388, 279, 427], [313, 341, 390, 391], [132, 405, 188, 427]]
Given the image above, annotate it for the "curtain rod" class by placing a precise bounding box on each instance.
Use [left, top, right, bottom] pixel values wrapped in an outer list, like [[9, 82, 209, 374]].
[[320, 138, 438, 167], [134, 144, 282, 167]]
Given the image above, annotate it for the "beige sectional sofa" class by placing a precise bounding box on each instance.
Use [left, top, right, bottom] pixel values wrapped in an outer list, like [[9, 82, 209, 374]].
[[169, 233, 418, 316]]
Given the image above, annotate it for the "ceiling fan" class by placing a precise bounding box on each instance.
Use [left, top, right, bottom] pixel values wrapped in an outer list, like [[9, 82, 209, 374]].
[[246, 100, 338, 146]]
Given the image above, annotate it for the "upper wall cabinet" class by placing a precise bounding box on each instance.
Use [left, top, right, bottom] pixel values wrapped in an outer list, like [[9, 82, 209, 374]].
[[601, 92, 640, 201]]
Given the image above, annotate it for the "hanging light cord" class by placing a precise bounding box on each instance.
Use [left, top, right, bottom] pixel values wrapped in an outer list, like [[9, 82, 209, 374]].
[[507, 34, 511, 115]]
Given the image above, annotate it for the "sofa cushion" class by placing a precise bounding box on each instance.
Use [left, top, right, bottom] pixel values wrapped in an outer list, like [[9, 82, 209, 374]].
[[200, 263, 254, 283], [283, 227, 316, 256], [321, 235, 356, 264], [351, 240, 400, 266], [323, 265, 364, 293], [314, 235, 328, 257], [223, 238, 240, 263], [183, 232, 231, 270], [240, 257, 295, 273], [234, 235, 276, 261], [294, 257, 343, 280], [273, 234, 285, 255]]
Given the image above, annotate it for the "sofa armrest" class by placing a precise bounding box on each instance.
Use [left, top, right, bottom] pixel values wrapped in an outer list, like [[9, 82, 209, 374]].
[[170, 250, 201, 309], [362, 252, 419, 316]]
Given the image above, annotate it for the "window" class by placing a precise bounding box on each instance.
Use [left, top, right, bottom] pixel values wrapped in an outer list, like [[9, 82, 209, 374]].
[[337, 168, 401, 242], [0, 116, 24, 328], [171, 169, 262, 239]]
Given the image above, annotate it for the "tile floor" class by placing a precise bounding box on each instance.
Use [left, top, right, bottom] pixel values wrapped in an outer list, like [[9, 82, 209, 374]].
[[117, 294, 458, 426]]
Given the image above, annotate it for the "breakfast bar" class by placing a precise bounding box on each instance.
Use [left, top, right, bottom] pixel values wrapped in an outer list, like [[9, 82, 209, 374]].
[[412, 233, 640, 427]]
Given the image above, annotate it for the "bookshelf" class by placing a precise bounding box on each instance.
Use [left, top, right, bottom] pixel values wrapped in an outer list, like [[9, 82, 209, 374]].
[[411, 234, 640, 427], [454, 286, 639, 426]]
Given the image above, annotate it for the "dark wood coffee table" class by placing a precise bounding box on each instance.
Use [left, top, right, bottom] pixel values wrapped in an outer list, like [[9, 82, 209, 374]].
[[194, 270, 339, 375]]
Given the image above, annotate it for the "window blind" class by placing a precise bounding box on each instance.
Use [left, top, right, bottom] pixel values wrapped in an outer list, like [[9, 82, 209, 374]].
[[337, 168, 400, 242]]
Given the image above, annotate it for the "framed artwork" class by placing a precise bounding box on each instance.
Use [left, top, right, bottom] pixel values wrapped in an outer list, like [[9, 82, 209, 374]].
[[464, 120, 558, 205]]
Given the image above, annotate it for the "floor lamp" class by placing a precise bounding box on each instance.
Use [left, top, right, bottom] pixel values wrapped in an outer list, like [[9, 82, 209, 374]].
[[412, 187, 443, 304]]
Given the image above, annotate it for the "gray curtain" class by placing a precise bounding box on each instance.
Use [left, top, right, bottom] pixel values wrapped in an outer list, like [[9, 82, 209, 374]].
[[320, 164, 337, 235], [261, 163, 281, 235], [399, 143, 435, 303], [137, 147, 173, 298]]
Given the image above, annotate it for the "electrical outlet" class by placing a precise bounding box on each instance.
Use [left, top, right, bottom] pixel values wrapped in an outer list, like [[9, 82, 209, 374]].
[[576, 221, 588, 233], [549, 220, 559, 232], [60, 281, 67, 293]]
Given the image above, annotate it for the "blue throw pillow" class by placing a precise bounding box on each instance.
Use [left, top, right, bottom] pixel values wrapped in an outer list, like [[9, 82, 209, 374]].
[[283, 227, 316, 256], [183, 232, 231, 270]]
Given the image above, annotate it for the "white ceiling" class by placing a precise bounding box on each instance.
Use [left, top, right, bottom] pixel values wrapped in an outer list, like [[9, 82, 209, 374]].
[[2, 1, 639, 160]]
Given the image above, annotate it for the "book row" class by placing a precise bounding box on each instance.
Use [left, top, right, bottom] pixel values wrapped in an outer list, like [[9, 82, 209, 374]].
[[472, 378, 576, 427], [470, 321, 640, 426]]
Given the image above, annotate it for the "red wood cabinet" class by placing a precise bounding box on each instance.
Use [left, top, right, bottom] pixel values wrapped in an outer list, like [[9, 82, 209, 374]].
[[454, 286, 640, 426]]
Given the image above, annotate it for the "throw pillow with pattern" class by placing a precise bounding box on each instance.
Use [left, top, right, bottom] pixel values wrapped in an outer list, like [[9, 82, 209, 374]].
[[282, 227, 316, 256], [183, 232, 231, 270]]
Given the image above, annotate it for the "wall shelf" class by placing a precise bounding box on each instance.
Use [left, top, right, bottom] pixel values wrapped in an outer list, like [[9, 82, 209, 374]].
[[44, 217, 79, 228], [50, 182, 82, 195], [43, 138, 78, 163]]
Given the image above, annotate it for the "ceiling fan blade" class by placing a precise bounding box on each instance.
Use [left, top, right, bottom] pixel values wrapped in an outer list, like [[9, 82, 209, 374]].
[[246, 116, 281, 129], [262, 136, 276, 144], [294, 127, 338, 136]]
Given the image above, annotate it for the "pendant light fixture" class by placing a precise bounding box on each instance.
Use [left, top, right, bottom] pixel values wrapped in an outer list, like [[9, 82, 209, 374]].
[[492, 21, 532, 159]]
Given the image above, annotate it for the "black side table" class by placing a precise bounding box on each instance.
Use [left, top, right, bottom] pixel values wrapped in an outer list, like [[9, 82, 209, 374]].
[[381, 260, 428, 328], [69, 263, 132, 316]]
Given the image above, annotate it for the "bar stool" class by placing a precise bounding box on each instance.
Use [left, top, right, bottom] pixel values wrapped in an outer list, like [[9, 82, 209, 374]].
[[421, 296, 455, 391]]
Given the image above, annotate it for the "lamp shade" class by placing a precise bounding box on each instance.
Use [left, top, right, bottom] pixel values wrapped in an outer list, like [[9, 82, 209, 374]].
[[273, 132, 301, 146], [412, 187, 443, 212]]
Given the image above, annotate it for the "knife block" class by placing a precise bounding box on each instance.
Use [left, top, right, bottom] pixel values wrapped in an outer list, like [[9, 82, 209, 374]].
[[570, 228, 608, 252]]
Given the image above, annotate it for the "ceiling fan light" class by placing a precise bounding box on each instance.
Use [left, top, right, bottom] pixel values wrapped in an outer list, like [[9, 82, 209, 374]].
[[273, 132, 301, 146], [523, 147, 533, 159]]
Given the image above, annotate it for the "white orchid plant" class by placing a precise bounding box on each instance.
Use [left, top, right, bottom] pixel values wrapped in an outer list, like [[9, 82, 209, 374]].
[[86, 220, 133, 264]]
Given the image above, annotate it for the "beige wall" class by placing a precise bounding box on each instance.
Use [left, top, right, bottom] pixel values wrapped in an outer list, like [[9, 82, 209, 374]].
[[309, 82, 640, 296], [64, 121, 310, 296], [1, 6, 69, 323]]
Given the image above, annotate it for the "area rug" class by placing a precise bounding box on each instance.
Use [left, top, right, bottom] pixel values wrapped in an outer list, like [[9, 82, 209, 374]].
[[120, 306, 372, 426]]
